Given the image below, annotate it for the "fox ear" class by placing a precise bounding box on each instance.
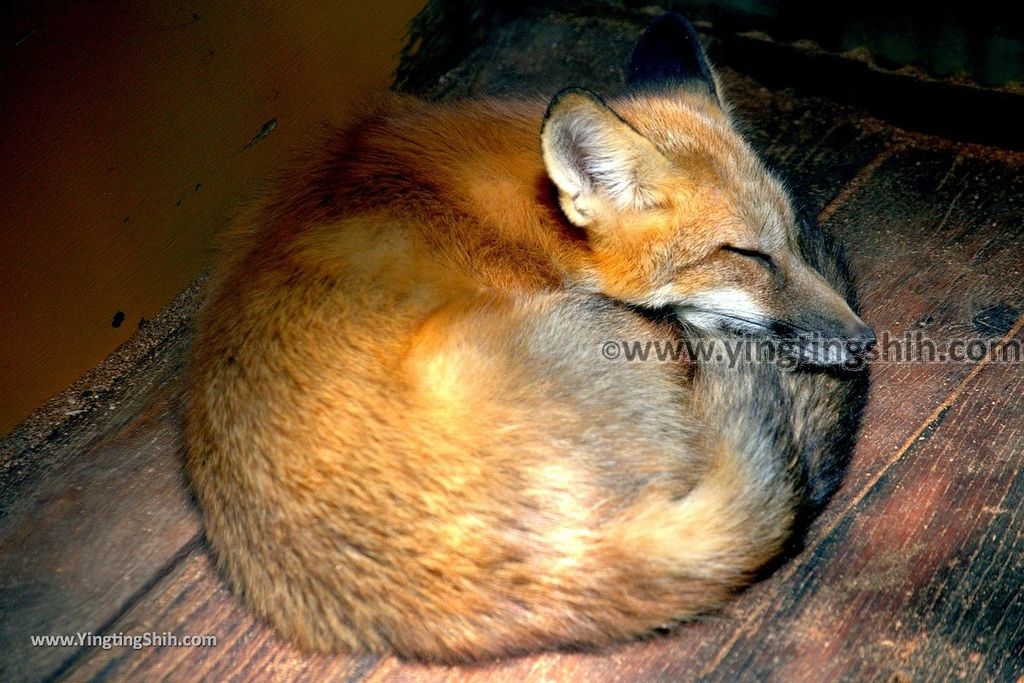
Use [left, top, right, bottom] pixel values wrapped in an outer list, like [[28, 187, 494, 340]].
[[541, 87, 671, 227], [627, 13, 718, 102]]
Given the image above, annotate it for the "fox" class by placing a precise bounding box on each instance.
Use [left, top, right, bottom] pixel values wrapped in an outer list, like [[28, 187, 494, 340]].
[[185, 14, 872, 663]]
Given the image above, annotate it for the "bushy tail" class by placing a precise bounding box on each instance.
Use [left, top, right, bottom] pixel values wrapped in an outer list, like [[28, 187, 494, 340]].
[[606, 348, 806, 613]]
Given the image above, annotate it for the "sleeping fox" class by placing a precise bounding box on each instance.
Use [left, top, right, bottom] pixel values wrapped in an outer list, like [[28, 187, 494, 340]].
[[186, 14, 872, 662]]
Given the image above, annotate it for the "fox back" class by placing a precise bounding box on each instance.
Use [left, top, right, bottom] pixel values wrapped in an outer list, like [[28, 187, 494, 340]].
[[186, 14, 869, 662]]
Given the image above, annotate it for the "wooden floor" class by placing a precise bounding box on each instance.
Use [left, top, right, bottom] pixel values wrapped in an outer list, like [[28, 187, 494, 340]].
[[2, 10, 1023, 683]]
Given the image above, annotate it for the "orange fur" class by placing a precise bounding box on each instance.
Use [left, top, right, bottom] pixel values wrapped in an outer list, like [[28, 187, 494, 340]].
[[186, 70, 868, 660]]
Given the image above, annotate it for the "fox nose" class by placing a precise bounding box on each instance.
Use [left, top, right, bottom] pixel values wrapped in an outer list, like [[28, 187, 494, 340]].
[[847, 323, 876, 352]]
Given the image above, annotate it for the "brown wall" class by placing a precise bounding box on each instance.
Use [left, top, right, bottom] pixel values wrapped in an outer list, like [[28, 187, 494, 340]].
[[0, 1, 425, 436]]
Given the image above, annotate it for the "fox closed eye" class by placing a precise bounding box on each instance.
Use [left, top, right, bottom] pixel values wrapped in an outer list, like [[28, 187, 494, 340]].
[[720, 244, 775, 269]]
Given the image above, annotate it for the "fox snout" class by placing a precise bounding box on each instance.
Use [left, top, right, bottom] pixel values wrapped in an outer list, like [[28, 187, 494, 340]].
[[772, 312, 875, 365], [847, 322, 877, 352], [770, 272, 876, 365]]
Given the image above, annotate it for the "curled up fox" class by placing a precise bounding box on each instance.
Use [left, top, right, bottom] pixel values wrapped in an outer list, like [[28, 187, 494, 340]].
[[186, 14, 874, 662]]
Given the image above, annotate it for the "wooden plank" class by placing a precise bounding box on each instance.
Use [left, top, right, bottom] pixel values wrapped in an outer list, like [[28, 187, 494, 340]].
[[700, 324, 1024, 682], [55, 549, 378, 683], [819, 146, 1024, 513], [0, 344, 200, 683]]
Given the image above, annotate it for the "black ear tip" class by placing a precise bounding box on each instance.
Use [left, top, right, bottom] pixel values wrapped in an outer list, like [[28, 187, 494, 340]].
[[627, 12, 717, 98], [646, 12, 700, 38], [633, 13, 703, 60]]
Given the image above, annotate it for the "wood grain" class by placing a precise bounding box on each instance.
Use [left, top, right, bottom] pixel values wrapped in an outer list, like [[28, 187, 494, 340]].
[[700, 326, 1024, 682], [58, 549, 379, 683], [819, 146, 1024, 514], [0, 337, 199, 683]]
